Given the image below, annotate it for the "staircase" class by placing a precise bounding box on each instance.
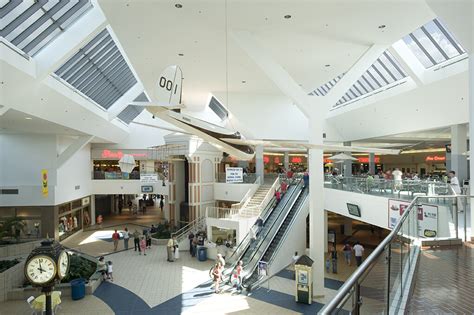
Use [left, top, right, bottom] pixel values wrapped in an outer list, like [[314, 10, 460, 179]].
[[240, 184, 273, 217]]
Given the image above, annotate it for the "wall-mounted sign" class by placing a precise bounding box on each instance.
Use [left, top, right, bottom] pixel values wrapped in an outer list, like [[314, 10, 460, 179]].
[[417, 204, 438, 237], [41, 169, 48, 198], [140, 174, 159, 184], [263, 156, 270, 164], [82, 197, 90, 206], [226, 167, 243, 183], [291, 157, 303, 163], [141, 186, 153, 193], [357, 157, 381, 163], [388, 199, 410, 229], [425, 155, 446, 162], [347, 203, 361, 217]]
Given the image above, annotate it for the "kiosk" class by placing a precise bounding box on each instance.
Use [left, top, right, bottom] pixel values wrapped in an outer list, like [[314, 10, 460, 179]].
[[295, 255, 313, 304]]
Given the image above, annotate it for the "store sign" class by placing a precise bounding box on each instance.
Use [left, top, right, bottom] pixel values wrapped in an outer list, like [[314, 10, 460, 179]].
[[141, 186, 153, 193], [357, 157, 380, 163], [274, 157, 280, 164], [41, 169, 48, 197], [101, 149, 147, 159], [226, 167, 243, 183], [140, 174, 159, 183], [291, 157, 303, 163], [263, 156, 270, 164], [425, 155, 446, 162]]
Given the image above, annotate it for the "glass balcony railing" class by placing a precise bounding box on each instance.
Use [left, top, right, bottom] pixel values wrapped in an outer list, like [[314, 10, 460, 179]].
[[320, 194, 469, 314], [324, 175, 452, 200]]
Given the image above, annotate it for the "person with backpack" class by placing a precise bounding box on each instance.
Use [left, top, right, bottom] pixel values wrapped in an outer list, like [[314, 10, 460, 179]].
[[342, 243, 352, 266]]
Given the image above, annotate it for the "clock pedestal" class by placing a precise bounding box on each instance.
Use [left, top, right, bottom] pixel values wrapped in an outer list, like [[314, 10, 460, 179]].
[[42, 286, 53, 315]]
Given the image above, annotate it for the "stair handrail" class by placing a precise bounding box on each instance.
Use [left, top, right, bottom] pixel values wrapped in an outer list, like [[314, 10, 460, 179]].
[[171, 215, 206, 241], [230, 175, 262, 211], [319, 193, 469, 314], [240, 176, 282, 216]]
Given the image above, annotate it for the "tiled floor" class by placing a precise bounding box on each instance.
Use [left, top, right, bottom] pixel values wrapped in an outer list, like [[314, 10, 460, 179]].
[[406, 245, 474, 314]]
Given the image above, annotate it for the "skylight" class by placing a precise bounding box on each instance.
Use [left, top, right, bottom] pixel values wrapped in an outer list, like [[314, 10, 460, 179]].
[[402, 18, 465, 69], [333, 51, 407, 107], [55, 29, 138, 110], [0, 0, 92, 56], [117, 92, 148, 124], [309, 74, 344, 96], [209, 96, 228, 120]]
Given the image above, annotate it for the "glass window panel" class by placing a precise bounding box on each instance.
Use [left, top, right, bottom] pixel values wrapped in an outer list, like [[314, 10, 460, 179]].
[[355, 80, 370, 94], [383, 52, 406, 79], [377, 56, 400, 81], [412, 28, 446, 64], [366, 68, 384, 88], [358, 78, 373, 93], [403, 35, 434, 68], [5, 10, 43, 41], [424, 20, 460, 59], [374, 61, 395, 84]]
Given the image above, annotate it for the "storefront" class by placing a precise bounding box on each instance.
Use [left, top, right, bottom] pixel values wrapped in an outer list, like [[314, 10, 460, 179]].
[[57, 196, 91, 241]]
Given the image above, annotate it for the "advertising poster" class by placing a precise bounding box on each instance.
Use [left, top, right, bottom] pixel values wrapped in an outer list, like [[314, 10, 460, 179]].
[[41, 169, 48, 197], [388, 199, 410, 229], [226, 167, 243, 183], [258, 261, 268, 276], [417, 204, 438, 237]]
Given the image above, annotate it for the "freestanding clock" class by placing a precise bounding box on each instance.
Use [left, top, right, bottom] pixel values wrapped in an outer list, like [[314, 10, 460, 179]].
[[24, 240, 70, 315]]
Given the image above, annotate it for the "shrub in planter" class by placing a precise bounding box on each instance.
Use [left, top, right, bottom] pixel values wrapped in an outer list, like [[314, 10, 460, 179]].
[[61, 254, 97, 283]]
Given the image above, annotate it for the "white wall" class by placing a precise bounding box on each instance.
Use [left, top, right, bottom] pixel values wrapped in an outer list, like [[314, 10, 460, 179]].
[[0, 134, 57, 206], [55, 141, 92, 205], [214, 182, 260, 202], [91, 179, 169, 195], [324, 188, 389, 228]]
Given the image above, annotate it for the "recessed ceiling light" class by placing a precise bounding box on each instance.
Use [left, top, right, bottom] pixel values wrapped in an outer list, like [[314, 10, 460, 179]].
[[242, 80, 246, 83], [25, 117, 32, 120], [175, 3, 182, 8], [378, 24, 386, 29], [325, 64, 331, 67], [178, 53, 184, 56], [284, 14, 291, 19]]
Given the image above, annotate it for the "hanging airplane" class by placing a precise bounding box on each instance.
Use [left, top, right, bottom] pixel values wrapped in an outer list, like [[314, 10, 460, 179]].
[[131, 65, 400, 160]]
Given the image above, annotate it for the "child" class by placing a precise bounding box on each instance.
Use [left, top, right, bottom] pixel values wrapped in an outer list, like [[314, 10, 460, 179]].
[[107, 261, 113, 281], [140, 236, 147, 255]]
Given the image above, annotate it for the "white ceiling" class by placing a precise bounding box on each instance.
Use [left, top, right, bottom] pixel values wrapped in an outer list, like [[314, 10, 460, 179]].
[[98, 0, 436, 110]]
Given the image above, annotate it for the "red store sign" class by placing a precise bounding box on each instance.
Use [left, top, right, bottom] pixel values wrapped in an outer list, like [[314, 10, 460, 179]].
[[425, 155, 446, 162], [101, 150, 147, 159]]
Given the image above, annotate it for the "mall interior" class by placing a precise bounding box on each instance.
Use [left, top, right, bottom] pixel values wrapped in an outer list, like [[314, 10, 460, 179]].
[[0, 0, 473, 314]]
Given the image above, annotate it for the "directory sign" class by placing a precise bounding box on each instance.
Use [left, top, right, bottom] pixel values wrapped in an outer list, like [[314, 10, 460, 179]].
[[226, 167, 243, 183], [140, 174, 159, 183]]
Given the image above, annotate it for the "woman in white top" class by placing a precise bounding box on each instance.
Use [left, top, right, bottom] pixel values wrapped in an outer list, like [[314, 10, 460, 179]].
[[123, 227, 130, 250]]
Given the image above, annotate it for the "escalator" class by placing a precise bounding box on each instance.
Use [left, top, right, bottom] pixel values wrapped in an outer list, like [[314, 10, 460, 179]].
[[224, 181, 301, 274], [242, 186, 309, 290]]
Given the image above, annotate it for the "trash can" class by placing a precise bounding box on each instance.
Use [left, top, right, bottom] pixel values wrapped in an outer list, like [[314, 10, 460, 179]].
[[71, 278, 86, 300], [197, 246, 207, 261]]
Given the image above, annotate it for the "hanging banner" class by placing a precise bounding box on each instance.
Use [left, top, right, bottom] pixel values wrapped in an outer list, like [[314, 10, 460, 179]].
[[388, 199, 410, 229], [417, 204, 438, 237], [225, 167, 243, 183], [41, 169, 48, 197]]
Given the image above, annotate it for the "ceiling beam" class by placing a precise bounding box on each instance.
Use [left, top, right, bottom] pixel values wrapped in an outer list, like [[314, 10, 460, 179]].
[[231, 31, 312, 118], [56, 135, 94, 169]]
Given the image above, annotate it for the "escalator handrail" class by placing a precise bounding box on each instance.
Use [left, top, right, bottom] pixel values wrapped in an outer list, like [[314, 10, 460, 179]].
[[241, 180, 305, 285], [224, 182, 300, 275], [248, 188, 309, 290]]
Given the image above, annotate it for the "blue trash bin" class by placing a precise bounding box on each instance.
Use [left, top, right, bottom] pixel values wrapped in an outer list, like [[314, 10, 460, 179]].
[[197, 246, 207, 261], [70, 278, 86, 300]]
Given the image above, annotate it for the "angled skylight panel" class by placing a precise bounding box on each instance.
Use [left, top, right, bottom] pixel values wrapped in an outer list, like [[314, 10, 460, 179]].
[[117, 93, 148, 124], [209, 96, 228, 120], [0, 0, 92, 56], [55, 29, 138, 110], [334, 51, 407, 107], [310, 74, 344, 96], [402, 18, 465, 69]]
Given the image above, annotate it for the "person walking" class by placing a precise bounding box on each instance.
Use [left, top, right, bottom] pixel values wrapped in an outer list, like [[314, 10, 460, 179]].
[[353, 241, 365, 267], [212, 262, 223, 293], [330, 245, 338, 274], [448, 170, 461, 194], [231, 260, 243, 293], [160, 197, 164, 212], [123, 227, 130, 250], [146, 230, 152, 249], [342, 243, 352, 266], [191, 235, 198, 257], [188, 232, 195, 255], [107, 261, 114, 281], [133, 229, 141, 253], [167, 236, 175, 262], [112, 229, 120, 251], [140, 236, 147, 256]]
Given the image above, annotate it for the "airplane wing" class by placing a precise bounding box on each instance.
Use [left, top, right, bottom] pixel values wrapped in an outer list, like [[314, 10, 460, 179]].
[[220, 138, 400, 155], [130, 121, 192, 135]]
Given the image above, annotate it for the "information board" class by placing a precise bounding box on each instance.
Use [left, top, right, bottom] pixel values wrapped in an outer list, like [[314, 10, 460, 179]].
[[140, 173, 159, 183], [225, 167, 243, 183]]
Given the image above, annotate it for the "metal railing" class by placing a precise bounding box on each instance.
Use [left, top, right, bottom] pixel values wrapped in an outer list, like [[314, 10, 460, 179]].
[[324, 175, 451, 200], [171, 216, 206, 242], [206, 207, 240, 219], [320, 194, 470, 314], [92, 171, 165, 180]]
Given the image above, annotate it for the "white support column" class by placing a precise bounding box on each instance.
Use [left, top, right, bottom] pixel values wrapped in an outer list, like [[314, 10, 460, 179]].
[[469, 53, 474, 240], [284, 152, 290, 170], [90, 195, 96, 225], [308, 113, 325, 297], [369, 153, 376, 175], [255, 145, 264, 183], [343, 141, 352, 178], [450, 124, 468, 183]]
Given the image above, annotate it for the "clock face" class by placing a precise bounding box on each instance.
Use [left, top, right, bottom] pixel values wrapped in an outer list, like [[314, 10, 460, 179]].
[[25, 255, 56, 284], [58, 251, 70, 278]]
